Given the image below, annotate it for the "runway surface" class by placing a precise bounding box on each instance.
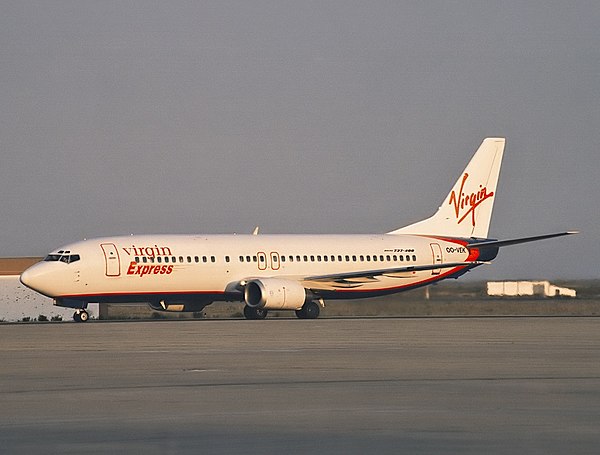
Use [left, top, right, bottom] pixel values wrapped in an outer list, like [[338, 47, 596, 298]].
[[1, 317, 599, 454]]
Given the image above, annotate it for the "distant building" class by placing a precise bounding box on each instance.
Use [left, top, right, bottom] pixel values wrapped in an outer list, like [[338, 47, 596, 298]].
[[0, 276, 98, 322], [487, 281, 576, 298]]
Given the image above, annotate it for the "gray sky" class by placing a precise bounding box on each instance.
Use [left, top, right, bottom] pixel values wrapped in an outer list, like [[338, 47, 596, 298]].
[[1, 1, 598, 280]]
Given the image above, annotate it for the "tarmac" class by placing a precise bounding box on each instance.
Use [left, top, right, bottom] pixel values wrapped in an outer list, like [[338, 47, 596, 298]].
[[1, 317, 599, 454]]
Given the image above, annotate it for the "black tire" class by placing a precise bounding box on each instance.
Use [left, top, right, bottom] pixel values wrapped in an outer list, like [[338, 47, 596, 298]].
[[243, 305, 268, 320], [296, 301, 320, 319], [73, 312, 81, 322], [79, 310, 89, 322], [304, 301, 320, 319]]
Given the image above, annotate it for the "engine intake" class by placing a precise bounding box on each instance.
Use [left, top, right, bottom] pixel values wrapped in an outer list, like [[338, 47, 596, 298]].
[[244, 278, 307, 310]]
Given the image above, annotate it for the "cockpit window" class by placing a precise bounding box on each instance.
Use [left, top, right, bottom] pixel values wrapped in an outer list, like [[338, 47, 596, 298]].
[[44, 253, 80, 263]]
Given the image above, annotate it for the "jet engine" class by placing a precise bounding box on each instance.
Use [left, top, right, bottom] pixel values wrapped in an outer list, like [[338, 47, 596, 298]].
[[244, 278, 307, 310]]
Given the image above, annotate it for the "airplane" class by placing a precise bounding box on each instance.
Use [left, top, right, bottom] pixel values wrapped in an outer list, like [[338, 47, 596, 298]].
[[20, 138, 577, 322]]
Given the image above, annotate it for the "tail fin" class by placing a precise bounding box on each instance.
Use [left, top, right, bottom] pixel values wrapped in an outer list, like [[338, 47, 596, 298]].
[[388, 138, 505, 238]]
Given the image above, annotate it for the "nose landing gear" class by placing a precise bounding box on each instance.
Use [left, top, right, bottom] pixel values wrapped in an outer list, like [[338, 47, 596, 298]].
[[73, 309, 89, 323]]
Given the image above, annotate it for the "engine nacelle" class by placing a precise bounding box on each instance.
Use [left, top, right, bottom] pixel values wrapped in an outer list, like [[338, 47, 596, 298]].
[[147, 301, 212, 313], [244, 278, 307, 310]]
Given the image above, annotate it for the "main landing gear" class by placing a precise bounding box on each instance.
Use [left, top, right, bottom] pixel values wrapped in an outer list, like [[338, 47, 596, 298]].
[[243, 306, 268, 320], [295, 301, 320, 319], [242, 301, 321, 320], [73, 309, 89, 323]]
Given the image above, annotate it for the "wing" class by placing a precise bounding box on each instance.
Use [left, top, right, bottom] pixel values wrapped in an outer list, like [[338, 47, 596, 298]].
[[301, 262, 483, 290]]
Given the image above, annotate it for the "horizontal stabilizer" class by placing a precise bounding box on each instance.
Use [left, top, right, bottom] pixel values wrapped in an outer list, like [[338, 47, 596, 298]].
[[468, 231, 579, 249]]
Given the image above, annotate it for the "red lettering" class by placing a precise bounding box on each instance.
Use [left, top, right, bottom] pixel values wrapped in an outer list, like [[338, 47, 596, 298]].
[[449, 173, 494, 227], [126, 261, 174, 276], [123, 245, 173, 258]]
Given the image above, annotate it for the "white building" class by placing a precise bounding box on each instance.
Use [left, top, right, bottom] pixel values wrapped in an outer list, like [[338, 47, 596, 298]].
[[487, 281, 576, 298], [0, 276, 98, 322]]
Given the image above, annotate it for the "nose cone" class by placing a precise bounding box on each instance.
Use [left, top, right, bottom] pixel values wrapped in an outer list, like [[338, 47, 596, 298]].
[[20, 263, 57, 297]]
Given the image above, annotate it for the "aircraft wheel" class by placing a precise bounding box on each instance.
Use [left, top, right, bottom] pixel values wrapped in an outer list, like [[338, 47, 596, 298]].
[[73, 311, 81, 322], [243, 306, 268, 320], [296, 301, 320, 319], [79, 310, 89, 322]]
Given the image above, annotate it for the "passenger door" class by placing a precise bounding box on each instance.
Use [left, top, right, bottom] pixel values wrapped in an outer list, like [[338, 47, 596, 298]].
[[430, 243, 442, 275], [100, 243, 121, 277]]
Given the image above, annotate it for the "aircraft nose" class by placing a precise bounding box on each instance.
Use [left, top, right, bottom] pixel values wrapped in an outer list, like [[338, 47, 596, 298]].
[[20, 266, 36, 288], [20, 263, 54, 297]]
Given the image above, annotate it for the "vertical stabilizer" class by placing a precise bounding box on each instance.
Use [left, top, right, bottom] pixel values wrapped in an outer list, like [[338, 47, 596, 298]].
[[388, 138, 505, 238]]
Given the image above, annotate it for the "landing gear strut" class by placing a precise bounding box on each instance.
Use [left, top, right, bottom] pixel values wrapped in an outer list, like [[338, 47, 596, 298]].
[[243, 306, 268, 320], [73, 309, 89, 323], [295, 301, 320, 319]]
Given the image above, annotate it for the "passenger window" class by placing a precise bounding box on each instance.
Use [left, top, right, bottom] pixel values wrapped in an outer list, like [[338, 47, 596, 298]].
[[165, 257, 170, 263], [135, 256, 140, 263], [157, 257, 162, 263], [373, 255, 377, 262], [211, 256, 216, 263], [303, 255, 308, 262], [310, 255, 315, 262], [171, 257, 176, 263], [203, 256, 207, 263], [360, 255, 364, 261], [195, 256, 199, 263], [225, 256, 230, 263], [352, 255, 357, 261], [413, 255, 417, 261], [281, 256, 286, 262], [253, 256, 257, 262], [246, 256, 251, 262], [386, 255, 391, 261], [142, 257, 148, 263], [187, 256, 192, 263], [337, 255, 342, 262]]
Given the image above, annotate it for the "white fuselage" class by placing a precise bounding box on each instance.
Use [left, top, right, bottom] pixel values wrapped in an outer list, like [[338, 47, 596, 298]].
[[20, 233, 478, 305]]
